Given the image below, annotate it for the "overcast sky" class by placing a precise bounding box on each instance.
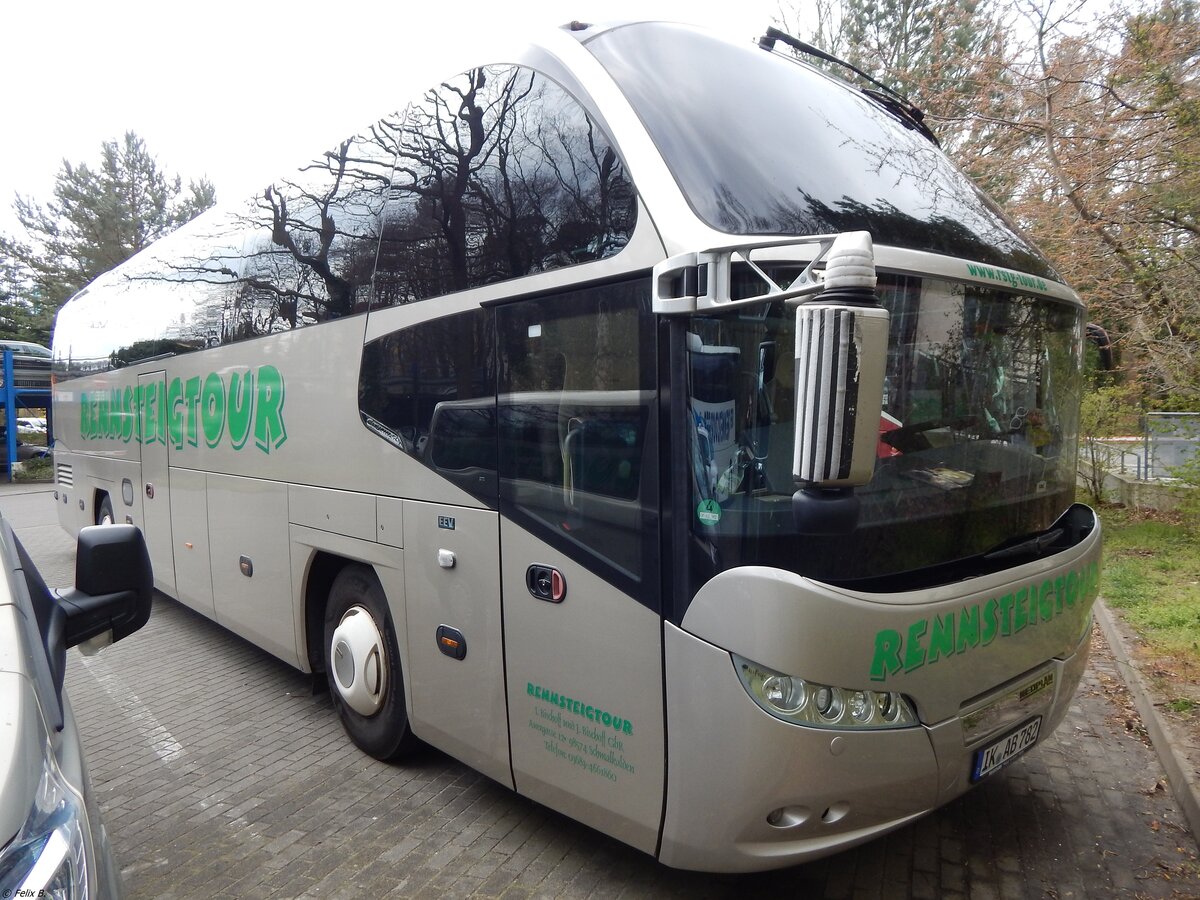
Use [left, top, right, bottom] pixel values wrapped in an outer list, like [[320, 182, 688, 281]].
[[1, 0, 790, 235]]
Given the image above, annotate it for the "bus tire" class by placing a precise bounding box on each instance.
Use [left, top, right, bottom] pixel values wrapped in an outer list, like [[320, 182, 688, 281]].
[[323, 564, 420, 760], [97, 494, 115, 526]]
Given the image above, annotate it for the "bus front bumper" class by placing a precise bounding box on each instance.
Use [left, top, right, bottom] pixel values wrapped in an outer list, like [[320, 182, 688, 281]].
[[657, 619, 1091, 873]]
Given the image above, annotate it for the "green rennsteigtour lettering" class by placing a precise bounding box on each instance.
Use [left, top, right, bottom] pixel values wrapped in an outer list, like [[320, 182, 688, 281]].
[[527, 681, 634, 735], [183, 376, 202, 447], [956, 604, 980, 653], [167, 378, 184, 448], [121, 386, 136, 442], [903, 619, 928, 672], [1017, 592, 1031, 631], [228, 370, 254, 450], [202, 372, 226, 448], [254, 365, 287, 452], [869, 629, 902, 681], [868, 561, 1101, 683], [154, 379, 167, 444], [80, 365, 287, 456], [927, 612, 954, 665]]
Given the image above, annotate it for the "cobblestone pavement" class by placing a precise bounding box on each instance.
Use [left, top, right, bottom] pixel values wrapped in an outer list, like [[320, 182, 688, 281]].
[[4, 485, 1198, 898]]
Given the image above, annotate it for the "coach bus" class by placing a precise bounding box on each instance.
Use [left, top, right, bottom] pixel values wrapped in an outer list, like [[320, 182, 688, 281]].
[[49, 20, 1101, 871]]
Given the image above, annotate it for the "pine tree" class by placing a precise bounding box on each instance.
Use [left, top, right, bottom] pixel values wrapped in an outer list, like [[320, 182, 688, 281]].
[[0, 236, 54, 343], [4, 131, 216, 320]]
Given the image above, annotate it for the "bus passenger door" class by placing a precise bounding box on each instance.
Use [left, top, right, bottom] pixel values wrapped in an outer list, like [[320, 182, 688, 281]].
[[137, 371, 176, 596], [496, 283, 665, 855]]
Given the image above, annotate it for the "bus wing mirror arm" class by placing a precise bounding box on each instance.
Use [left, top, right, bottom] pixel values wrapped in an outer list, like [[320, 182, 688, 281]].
[[651, 233, 842, 314]]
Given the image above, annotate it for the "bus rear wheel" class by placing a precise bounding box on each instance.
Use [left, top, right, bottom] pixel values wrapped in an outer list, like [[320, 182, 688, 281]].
[[323, 564, 420, 760], [97, 495, 115, 526]]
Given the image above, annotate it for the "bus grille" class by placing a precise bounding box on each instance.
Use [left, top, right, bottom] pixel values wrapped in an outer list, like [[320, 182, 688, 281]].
[[56, 463, 73, 486]]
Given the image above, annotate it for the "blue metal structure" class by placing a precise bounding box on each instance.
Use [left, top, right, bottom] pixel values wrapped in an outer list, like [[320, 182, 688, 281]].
[[3, 349, 53, 481]]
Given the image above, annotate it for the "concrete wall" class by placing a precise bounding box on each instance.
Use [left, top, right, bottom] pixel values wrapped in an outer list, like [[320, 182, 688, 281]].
[[1078, 458, 1191, 512]]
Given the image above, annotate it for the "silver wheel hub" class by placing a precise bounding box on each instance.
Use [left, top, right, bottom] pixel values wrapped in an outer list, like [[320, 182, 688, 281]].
[[330, 605, 388, 717]]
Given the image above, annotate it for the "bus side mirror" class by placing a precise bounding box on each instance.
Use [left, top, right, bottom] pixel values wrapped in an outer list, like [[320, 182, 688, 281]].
[[792, 233, 889, 490], [792, 232, 889, 534]]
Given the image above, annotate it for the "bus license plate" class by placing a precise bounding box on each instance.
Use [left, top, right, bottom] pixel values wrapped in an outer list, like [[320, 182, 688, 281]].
[[971, 717, 1041, 782]]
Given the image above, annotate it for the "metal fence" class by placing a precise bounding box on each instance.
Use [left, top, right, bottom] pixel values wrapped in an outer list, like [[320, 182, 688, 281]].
[[1145, 412, 1200, 478], [1085, 412, 1200, 481]]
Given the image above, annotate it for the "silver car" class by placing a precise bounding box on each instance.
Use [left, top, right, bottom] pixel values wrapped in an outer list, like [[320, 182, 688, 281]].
[[0, 517, 152, 898], [0, 341, 52, 390]]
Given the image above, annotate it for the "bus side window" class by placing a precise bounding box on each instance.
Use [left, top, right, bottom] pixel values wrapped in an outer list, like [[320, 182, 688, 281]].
[[55, 121, 398, 380], [371, 64, 637, 308], [358, 308, 497, 505], [238, 124, 396, 330]]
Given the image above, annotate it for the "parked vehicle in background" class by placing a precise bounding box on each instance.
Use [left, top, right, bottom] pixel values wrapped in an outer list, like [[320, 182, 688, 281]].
[[0, 519, 154, 897], [0, 429, 51, 461], [0, 342, 52, 391]]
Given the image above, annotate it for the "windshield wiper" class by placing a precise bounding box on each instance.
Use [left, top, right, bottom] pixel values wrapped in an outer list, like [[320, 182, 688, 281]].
[[757, 26, 940, 146], [983, 528, 1065, 563]]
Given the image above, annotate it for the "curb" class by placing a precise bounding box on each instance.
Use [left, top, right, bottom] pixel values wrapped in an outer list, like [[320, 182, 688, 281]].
[[1094, 597, 1200, 846]]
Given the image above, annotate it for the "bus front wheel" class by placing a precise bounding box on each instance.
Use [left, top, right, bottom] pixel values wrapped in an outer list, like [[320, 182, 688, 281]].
[[323, 564, 420, 760]]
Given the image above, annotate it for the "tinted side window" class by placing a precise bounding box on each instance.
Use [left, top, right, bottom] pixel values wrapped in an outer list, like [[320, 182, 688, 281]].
[[359, 308, 496, 504], [222, 131, 397, 337], [371, 66, 637, 308], [496, 280, 657, 599], [54, 127, 396, 380]]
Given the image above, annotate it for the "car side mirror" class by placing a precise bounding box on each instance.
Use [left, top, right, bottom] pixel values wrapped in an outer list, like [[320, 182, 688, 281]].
[[6, 520, 154, 731], [56, 524, 154, 648]]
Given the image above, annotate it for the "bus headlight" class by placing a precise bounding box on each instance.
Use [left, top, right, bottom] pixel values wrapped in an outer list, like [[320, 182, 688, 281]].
[[733, 654, 918, 729]]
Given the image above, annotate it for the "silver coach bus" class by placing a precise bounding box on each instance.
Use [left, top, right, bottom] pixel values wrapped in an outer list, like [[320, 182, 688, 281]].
[[50, 20, 1100, 872]]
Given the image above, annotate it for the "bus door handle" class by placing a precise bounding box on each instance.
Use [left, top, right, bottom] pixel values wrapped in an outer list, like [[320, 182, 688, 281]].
[[526, 565, 566, 603]]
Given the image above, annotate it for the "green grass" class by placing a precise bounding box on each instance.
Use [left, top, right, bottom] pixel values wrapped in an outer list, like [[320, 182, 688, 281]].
[[1099, 506, 1200, 668], [12, 456, 52, 482], [17, 428, 47, 447]]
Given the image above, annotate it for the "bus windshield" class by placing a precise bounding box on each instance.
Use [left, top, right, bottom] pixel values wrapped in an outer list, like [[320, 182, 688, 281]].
[[587, 22, 1057, 279], [684, 273, 1085, 586]]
